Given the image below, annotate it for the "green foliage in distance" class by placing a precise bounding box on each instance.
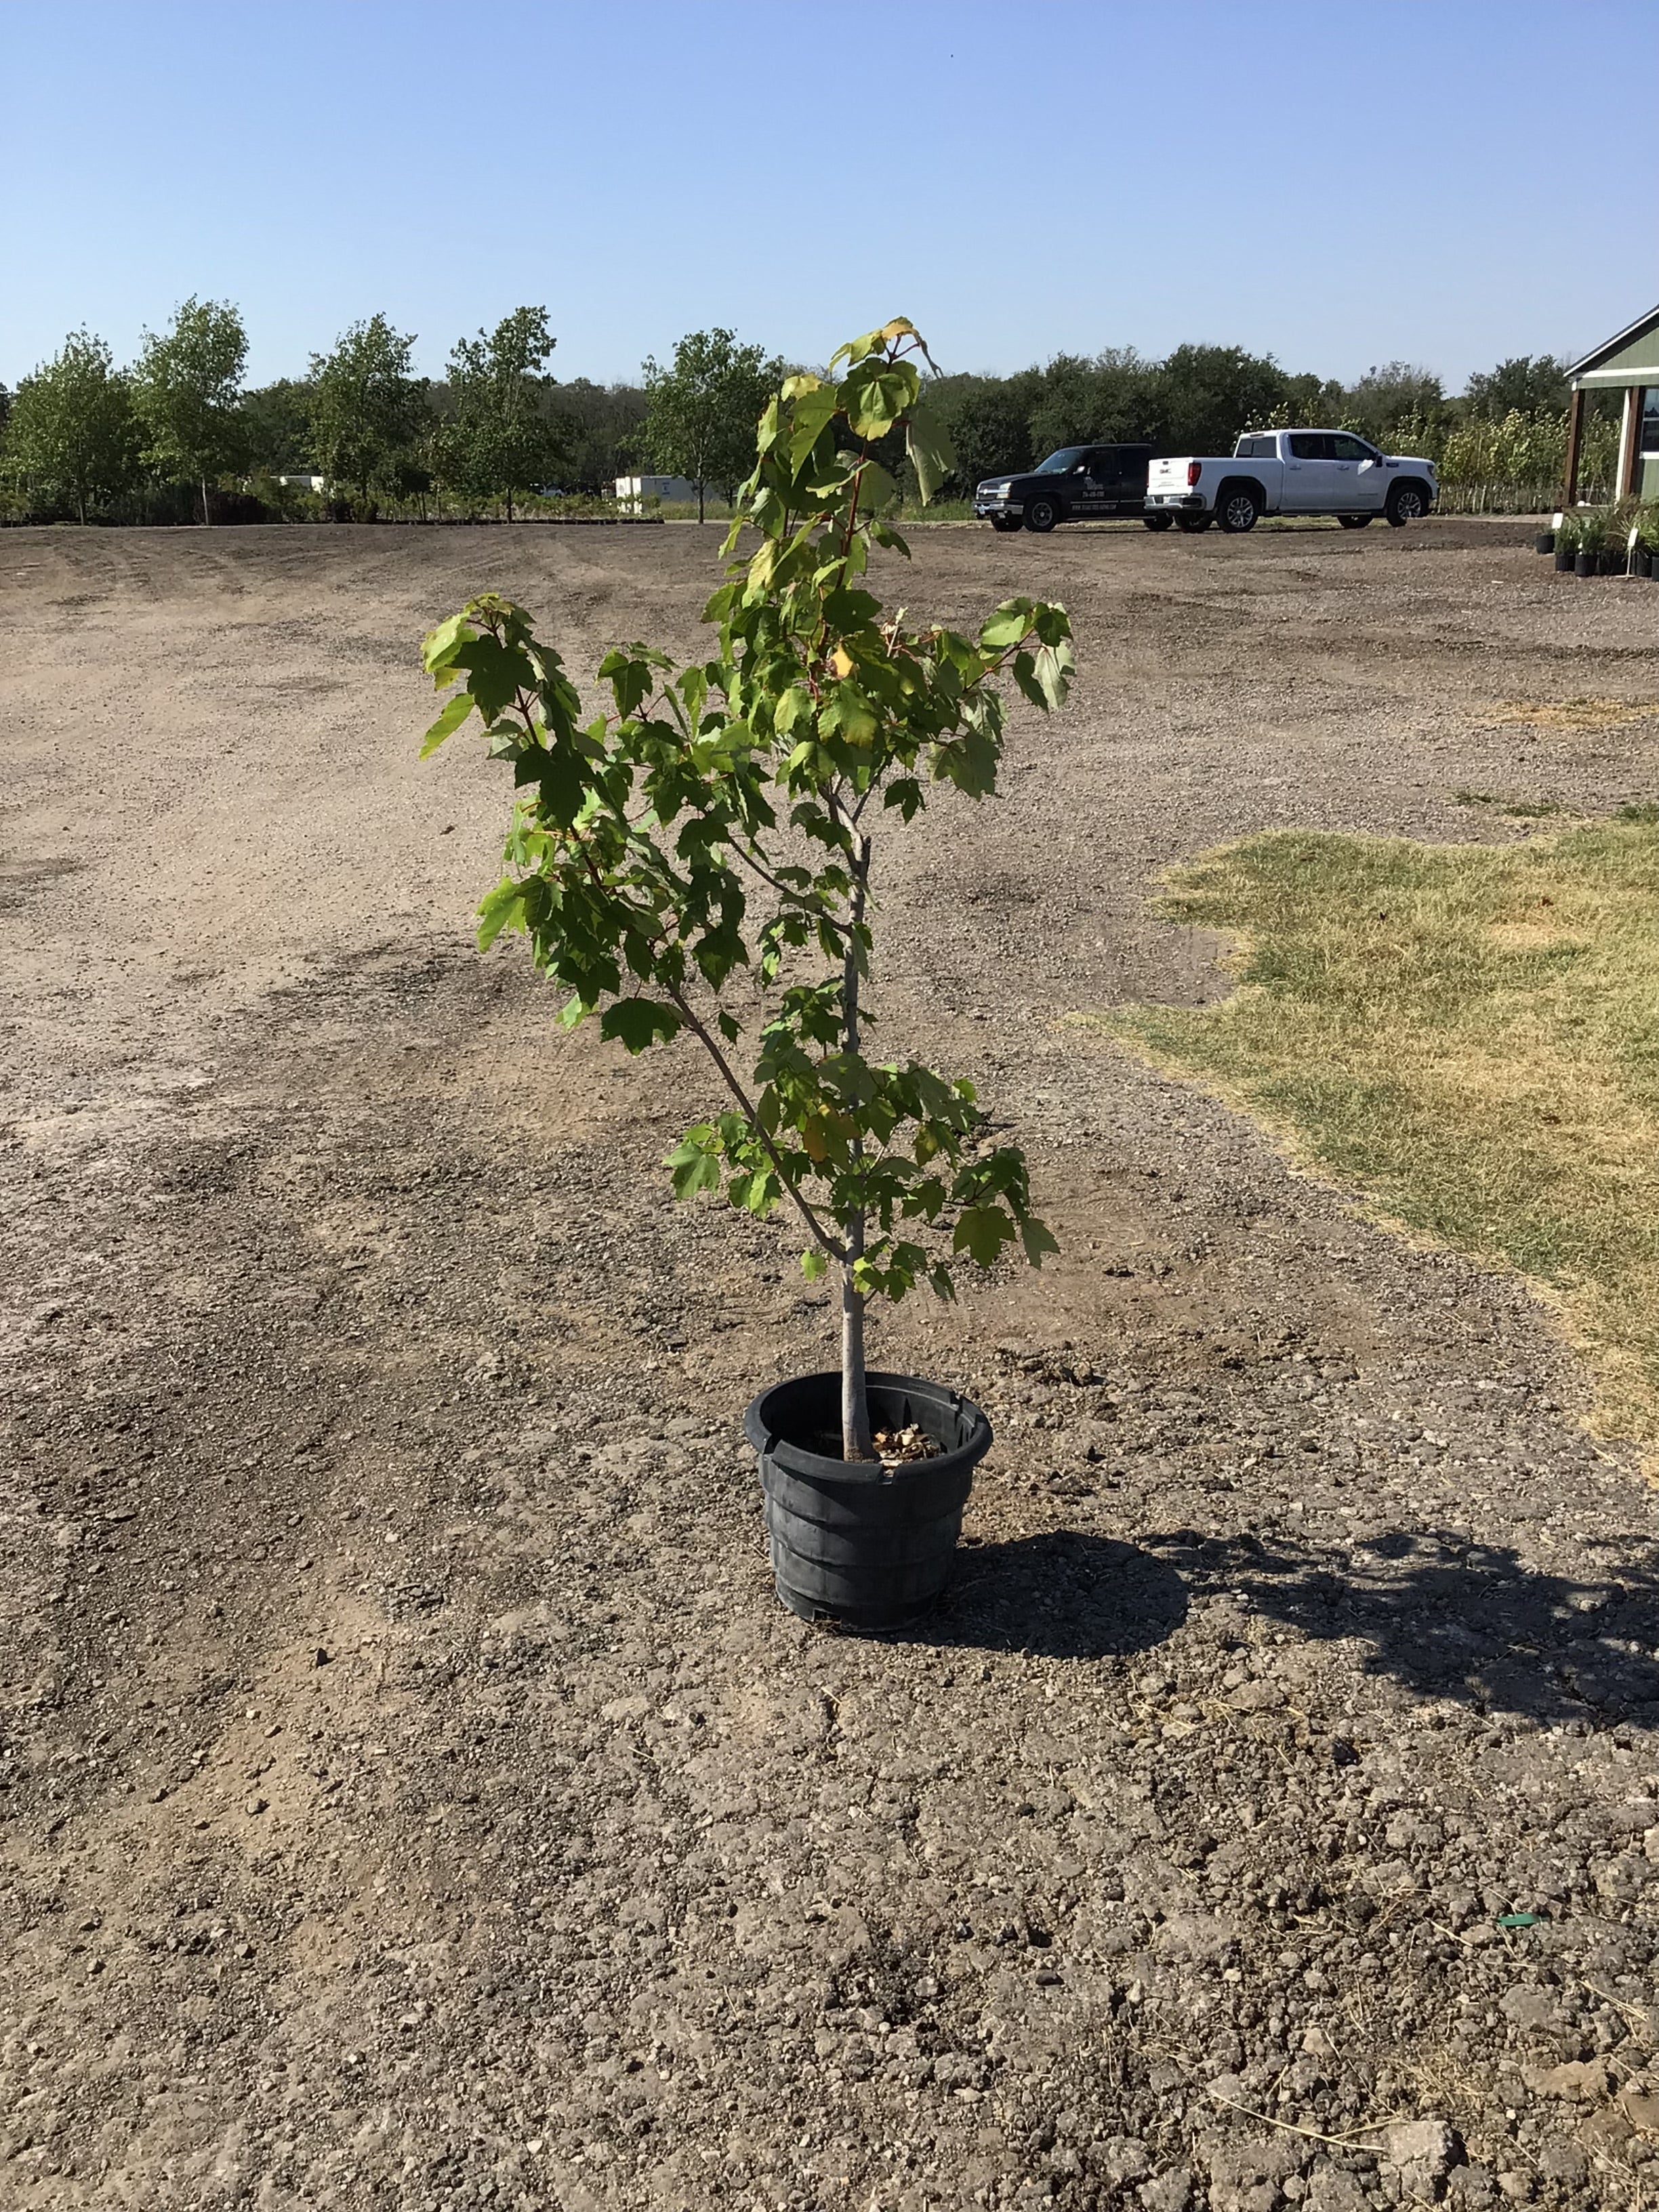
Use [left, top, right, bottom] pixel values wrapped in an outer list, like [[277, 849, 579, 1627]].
[[239, 377, 316, 474], [308, 314, 430, 508], [131, 297, 248, 526], [1, 329, 140, 523], [642, 327, 787, 523], [421, 318, 1071, 1457], [1464, 354, 1570, 420], [430, 306, 568, 521]]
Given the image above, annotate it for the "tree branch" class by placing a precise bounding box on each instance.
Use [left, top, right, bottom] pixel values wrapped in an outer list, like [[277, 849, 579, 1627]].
[[664, 986, 844, 1263]]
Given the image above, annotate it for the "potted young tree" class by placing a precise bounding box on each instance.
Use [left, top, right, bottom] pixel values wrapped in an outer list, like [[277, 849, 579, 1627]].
[[1553, 512, 1579, 573], [417, 320, 1072, 1627], [1574, 508, 1607, 578]]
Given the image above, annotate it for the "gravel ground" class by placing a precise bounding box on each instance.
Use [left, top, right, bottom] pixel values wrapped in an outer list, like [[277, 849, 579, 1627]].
[[3, 518, 1659, 2211]]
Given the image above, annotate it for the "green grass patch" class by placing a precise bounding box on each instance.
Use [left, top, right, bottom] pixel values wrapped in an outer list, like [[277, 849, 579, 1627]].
[[1094, 820, 1659, 1462]]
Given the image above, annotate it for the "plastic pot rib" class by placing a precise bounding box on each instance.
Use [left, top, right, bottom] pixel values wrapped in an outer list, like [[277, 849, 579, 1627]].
[[743, 1370, 992, 1629]]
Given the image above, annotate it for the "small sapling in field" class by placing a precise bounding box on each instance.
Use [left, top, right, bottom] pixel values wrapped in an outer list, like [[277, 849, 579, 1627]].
[[421, 318, 1073, 1464]]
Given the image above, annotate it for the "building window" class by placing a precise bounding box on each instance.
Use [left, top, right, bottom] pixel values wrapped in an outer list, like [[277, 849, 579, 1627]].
[[1642, 388, 1659, 458]]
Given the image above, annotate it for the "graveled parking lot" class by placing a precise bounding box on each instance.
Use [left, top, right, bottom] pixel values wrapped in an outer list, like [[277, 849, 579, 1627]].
[[3, 518, 1659, 2209]]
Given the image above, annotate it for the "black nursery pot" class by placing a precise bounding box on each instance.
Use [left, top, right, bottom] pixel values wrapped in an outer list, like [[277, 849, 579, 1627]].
[[1554, 546, 1575, 571], [743, 1370, 992, 1629], [1575, 552, 1595, 577], [1535, 531, 1555, 554]]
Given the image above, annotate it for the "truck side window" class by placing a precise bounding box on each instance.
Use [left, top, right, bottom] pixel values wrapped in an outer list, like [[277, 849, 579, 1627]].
[[1330, 434, 1371, 462], [1288, 433, 1330, 461]]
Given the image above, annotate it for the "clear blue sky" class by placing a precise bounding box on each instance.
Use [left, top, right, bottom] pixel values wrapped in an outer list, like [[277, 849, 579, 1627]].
[[4, 0, 1654, 394]]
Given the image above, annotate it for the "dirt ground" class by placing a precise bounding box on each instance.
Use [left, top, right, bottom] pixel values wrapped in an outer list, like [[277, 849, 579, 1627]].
[[3, 517, 1659, 2212]]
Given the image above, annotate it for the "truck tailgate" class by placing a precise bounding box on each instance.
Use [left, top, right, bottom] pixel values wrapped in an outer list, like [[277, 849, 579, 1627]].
[[1147, 458, 1192, 493]]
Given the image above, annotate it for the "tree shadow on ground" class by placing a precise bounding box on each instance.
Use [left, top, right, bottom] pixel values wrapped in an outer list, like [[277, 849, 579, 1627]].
[[1141, 1523, 1659, 1727], [909, 1533, 1189, 1659]]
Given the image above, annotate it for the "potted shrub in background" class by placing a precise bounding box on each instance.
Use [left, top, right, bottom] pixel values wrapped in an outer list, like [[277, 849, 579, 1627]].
[[1574, 508, 1607, 577], [1534, 523, 1556, 555], [1553, 512, 1579, 573], [418, 319, 1072, 1627], [1635, 505, 1659, 581]]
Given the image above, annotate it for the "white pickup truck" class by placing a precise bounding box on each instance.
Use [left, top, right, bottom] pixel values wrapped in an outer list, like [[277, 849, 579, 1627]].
[[1146, 430, 1437, 534]]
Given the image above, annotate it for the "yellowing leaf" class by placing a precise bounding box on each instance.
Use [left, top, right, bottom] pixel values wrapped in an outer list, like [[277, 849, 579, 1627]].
[[830, 647, 854, 678]]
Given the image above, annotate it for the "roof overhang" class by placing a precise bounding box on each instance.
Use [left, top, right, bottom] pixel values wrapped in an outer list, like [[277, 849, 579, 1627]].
[[1574, 367, 1659, 388], [1568, 301, 1659, 384]]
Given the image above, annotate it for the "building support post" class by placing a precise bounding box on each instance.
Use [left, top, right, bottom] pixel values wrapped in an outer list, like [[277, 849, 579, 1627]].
[[1563, 384, 1585, 506], [1617, 385, 1641, 499]]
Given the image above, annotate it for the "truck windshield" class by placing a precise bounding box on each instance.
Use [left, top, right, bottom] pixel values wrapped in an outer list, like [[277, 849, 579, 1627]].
[[1033, 448, 1088, 474]]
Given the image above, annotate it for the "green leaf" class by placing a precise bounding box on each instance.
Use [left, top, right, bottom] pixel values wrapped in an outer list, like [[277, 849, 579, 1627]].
[[790, 388, 840, 475], [419, 689, 475, 757], [1021, 1217, 1061, 1268], [453, 634, 531, 720], [476, 878, 527, 950], [801, 1250, 828, 1282], [905, 400, 956, 507], [980, 600, 1035, 651], [665, 1129, 722, 1200], [844, 369, 914, 441], [952, 1206, 1015, 1268], [600, 1000, 682, 1054], [422, 611, 472, 675]]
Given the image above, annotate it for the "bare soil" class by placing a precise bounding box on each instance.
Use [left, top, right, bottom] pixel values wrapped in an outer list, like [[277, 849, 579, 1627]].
[[3, 518, 1659, 2211]]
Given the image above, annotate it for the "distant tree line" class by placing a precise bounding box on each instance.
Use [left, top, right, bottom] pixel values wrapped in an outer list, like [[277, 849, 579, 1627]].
[[927, 346, 1618, 495], [0, 300, 657, 525], [0, 299, 1616, 525]]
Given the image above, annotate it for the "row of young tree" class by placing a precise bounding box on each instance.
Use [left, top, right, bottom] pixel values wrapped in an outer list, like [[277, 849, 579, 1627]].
[[0, 301, 781, 525], [0, 300, 1615, 526]]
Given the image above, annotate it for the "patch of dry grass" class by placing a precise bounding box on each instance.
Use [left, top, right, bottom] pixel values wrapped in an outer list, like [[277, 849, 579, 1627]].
[[1487, 698, 1659, 733], [1097, 821, 1659, 1462]]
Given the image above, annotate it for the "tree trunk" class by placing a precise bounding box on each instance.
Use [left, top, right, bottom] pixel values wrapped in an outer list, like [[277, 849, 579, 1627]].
[[201, 476, 211, 528], [840, 834, 875, 1462], [697, 479, 706, 525], [506, 488, 514, 524], [841, 1242, 874, 1463]]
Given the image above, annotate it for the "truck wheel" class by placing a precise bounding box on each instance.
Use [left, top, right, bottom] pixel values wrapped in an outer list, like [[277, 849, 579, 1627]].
[[1023, 497, 1059, 534], [1142, 513, 1174, 532], [1174, 514, 1212, 534], [1338, 514, 1372, 530], [989, 516, 1021, 533], [1216, 486, 1261, 534], [1385, 482, 1429, 527]]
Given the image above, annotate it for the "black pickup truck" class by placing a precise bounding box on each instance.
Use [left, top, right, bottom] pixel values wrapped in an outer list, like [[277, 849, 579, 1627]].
[[974, 443, 1166, 533]]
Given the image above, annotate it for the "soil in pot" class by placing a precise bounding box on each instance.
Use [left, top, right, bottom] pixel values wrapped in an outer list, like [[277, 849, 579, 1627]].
[[743, 1370, 992, 1629]]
